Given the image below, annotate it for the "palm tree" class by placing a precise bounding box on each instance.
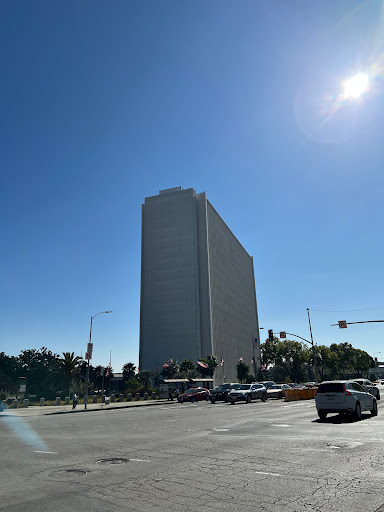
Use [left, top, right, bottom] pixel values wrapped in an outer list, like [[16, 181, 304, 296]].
[[122, 362, 137, 380], [58, 352, 83, 396], [138, 370, 155, 392]]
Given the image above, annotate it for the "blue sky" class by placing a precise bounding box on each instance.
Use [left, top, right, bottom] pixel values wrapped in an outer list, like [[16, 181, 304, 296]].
[[1, 1, 383, 372]]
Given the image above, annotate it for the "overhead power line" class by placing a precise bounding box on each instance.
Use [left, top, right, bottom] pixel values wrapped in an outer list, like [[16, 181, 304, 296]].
[[308, 307, 384, 313]]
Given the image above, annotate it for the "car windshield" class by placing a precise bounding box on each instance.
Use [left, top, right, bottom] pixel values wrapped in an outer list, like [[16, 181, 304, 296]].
[[238, 385, 251, 390], [184, 389, 197, 394], [270, 385, 281, 389], [215, 385, 230, 390]]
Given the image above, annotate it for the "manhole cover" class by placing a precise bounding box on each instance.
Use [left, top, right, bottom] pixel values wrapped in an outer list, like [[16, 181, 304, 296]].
[[48, 468, 88, 479], [96, 458, 129, 465]]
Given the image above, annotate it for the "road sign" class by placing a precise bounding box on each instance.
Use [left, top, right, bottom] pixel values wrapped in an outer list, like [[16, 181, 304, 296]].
[[85, 352, 91, 360], [280, 331, 286, 339], [87, 342, 93, 357], [338, 320, 347, 329]]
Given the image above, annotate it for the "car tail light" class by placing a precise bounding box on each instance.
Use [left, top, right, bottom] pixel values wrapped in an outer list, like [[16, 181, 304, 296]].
[[343, 384, 351, 396]]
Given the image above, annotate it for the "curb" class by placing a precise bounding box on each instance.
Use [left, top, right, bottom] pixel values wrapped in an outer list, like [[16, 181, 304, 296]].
[[47, 400, 172, 415]]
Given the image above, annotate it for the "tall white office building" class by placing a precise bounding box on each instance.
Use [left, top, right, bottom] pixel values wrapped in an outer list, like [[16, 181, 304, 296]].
[[139, 187, 261, 383]]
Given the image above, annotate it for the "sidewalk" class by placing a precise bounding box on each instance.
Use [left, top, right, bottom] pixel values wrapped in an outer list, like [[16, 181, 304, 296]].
[[1, 398, 176, 417]]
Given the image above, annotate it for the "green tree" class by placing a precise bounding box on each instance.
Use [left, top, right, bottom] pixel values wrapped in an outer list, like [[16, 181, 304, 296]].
[[122, 362, 137, 380], [18, 347, 61, 397], [276, 340, 309, 383], [138, 370, 155, 392], [57, 352, 83, 396], [197, 355, 218, 378], [179, 359, 196, 379], [260, 337, 279, 367], [0, 352, 19, 394], [160, 359, 179, 379], [236, 361, 250, 383]]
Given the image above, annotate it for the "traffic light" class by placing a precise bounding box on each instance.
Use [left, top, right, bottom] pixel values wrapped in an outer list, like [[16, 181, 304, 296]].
[[268, 329, 274, 341]]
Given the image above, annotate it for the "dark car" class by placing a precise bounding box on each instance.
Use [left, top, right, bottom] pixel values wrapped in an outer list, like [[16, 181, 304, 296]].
[[177, 387, 210, 403], [209, 383, 238, 403]]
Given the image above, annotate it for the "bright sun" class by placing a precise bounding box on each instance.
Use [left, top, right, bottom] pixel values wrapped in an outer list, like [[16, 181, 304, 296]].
[[342, 73, 369, 99]]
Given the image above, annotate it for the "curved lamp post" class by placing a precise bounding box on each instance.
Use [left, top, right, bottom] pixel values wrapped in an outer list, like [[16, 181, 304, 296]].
[[84, 311, 112, 409]]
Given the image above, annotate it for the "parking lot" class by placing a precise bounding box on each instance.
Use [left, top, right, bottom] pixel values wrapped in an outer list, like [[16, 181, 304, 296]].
[[2, 387, 384, 512]]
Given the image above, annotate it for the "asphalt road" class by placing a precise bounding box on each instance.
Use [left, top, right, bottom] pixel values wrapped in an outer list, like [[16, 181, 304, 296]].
[[2, 390, 384, 512]]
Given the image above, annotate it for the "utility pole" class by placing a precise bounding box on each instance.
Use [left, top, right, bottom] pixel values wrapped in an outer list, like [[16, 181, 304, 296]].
[[307, 308, 319, 381]]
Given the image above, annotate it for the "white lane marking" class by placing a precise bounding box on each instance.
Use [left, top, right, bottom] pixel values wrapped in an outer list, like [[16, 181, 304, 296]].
[[129, 458, 150, 462], [271, 424, 292, 427], [213, 428, 230, 432], [254, 471, 282, 477], [35, 451, 58, 454]]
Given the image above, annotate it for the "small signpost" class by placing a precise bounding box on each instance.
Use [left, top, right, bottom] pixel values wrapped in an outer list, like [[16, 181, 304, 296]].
[[86, 342, 93, 360], [338, 320, 348, 329], [280, 331, 286, 339]]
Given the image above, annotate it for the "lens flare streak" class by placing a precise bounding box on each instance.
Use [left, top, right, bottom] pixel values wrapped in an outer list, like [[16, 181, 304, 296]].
[[1, 412, 48, 452]]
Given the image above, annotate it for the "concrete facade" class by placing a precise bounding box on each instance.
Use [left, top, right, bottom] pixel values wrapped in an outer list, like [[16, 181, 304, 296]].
[[139, 187, 261, 383]]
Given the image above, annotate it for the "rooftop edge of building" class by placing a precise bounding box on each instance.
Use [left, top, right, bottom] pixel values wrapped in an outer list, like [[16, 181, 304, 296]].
[[144, 187, 196, 203]]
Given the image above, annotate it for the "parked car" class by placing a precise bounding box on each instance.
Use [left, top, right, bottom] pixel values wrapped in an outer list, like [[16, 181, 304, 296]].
[[209, 383, 238, 403], [227, 383, 268, 404], [315, 380, 377, 420], [267, 384, 291, 399], [177, 388, 210, 403], [259, 381, 277, 389], [350, 379, 380, 400]]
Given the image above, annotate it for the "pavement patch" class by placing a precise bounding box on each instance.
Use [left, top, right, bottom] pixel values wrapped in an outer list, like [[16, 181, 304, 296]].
[[254, 471, 282, 477], [96, 458, 129, 465]]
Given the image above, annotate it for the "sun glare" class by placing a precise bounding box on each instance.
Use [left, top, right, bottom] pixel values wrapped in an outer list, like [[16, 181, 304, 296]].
[[342, 73, 369, 99]]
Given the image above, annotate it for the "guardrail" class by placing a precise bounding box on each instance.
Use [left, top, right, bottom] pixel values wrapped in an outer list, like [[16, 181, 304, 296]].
[[284, 388, 317, 401]]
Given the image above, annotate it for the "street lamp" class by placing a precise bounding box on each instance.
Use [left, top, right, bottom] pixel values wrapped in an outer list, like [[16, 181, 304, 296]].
[[373, 353, 381, 379], [84, 311, 112, 409]]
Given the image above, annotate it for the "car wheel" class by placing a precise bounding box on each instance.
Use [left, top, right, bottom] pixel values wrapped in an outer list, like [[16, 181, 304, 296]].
[[210, 399, 216, 404], [377, 392, 380, 401], [230, 401, 235, 405], [278, 392, 283, 399], [191, 397, 196, 403], [246, 395, 252, 403], [371, 400, 378, 417], [261, 393, 267, 402], [318, 410, 327, 420], [355, 402, 362, 420]]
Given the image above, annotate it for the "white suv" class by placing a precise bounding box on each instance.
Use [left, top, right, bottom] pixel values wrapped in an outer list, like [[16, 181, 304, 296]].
[[315, 380, 378, 420]]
